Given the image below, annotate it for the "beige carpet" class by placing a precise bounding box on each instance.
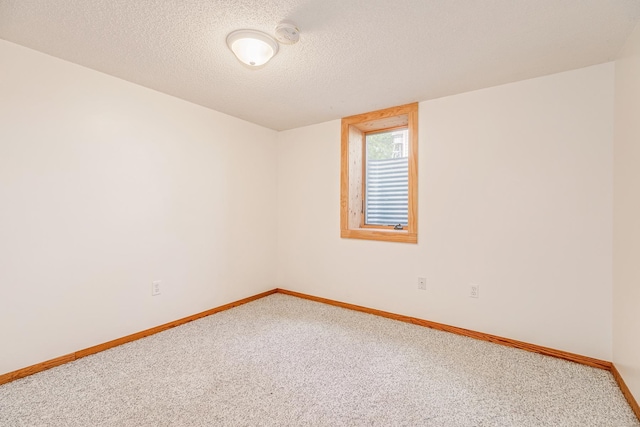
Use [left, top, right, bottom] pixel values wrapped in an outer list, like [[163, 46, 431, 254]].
[[0, 293, 638, 426]]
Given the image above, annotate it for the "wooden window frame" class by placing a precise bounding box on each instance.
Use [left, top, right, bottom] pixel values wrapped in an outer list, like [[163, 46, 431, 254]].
[[340, 103, 418, 243]]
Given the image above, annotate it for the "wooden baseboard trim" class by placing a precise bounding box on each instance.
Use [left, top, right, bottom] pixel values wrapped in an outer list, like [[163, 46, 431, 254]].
[[0, 289, 277, 386], [75, 289, 277, 360], [612, 364, 640, 420], [4, 286, 638, 423], [0, 354, 75, 386], [275, 288, 612, 371], [276, 287, 639, 422]]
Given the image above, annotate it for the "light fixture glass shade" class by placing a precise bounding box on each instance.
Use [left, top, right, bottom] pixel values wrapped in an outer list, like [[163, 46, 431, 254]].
[[226, 30, 279, 67]]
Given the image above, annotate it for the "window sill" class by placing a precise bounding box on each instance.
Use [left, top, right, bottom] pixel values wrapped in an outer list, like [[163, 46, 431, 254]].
[[340, 228, 417, 243]]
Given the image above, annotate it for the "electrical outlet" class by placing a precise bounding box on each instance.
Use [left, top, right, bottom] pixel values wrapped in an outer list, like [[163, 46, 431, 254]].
[[418, 277, 427, 290], [470, 283, 479, 298], [152, 280, 161, 296]]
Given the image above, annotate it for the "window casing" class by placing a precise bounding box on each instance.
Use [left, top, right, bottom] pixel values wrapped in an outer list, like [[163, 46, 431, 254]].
[[340, 103, 418, 243]]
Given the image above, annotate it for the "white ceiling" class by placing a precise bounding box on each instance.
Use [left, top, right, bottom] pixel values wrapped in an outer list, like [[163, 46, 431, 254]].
[[1, 1, 639, 131]]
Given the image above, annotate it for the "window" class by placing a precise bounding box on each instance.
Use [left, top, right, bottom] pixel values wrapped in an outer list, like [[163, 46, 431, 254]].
[[340, 103, 418, 243]]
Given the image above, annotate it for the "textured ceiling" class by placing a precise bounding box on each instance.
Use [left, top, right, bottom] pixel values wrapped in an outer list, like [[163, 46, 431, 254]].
[[1, 0, 639, 131]]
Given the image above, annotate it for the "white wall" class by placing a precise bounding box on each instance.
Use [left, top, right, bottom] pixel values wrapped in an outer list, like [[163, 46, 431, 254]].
[[0, 40, 278, 375], [614, 22, 640, 402], [278, 63, 614, 360], [0, 37, 621, 378]]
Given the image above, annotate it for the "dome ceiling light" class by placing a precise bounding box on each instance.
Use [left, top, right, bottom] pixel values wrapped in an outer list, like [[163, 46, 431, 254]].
[[226, 29, 279, 67], [226, 21, 300, 68]]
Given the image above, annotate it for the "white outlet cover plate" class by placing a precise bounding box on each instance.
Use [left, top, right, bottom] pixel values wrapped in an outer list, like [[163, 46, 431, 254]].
[[470, 284, 479, 298], [152, 280, 161, 296]]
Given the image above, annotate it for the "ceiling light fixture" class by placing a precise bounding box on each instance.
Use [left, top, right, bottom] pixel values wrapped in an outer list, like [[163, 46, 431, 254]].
[[226, 29, 279, 67]]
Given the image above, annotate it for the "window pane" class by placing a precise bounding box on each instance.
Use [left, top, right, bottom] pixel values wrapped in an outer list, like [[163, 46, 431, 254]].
[[365, 129, 409, 226]]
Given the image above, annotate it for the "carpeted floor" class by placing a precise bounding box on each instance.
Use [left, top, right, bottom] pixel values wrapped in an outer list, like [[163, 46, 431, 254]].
[[0, 293, 638, 426]]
